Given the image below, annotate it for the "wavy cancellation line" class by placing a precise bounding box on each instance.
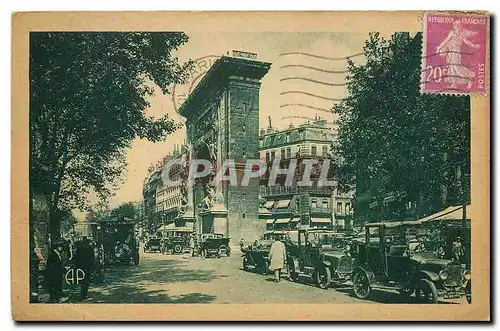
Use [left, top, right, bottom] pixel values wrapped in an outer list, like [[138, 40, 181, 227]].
[[280, 103, 334, 113], [280, 64, 350, 74], [280, 77, 346, 87], [279, 51, 365, 61], [280, 91, 343, 102]]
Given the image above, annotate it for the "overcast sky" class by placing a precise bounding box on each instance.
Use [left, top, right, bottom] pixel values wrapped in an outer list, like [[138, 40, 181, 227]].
[[75, 31, 374, 221]]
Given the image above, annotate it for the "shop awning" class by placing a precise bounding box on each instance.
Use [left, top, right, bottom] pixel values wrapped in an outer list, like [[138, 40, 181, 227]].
[[290, 217, 299, 222], [264, 200, 275, 208], [417, 205, 471, 223], [275, 218, 289, 224], [266, 219, 275, 224], [311, 218, 332, 224], [276, 200, 291, 208]]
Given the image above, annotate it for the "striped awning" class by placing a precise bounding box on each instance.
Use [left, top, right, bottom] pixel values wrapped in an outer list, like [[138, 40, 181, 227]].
[[311, 218, 332, 224], [275, 218, 289, 224], [264, 200, 275, 208], [276, 200, 291, 208], [266, 219, 275, 224]]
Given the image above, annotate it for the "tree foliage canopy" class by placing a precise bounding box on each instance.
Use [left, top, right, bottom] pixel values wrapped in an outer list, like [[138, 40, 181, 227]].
[[30, 32, 191, 208], [334, 32, 470, 218], [30, 32, 192, 237]]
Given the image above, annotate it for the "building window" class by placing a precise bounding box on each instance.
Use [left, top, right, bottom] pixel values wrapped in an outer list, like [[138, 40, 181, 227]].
[[281, 148, 286, 159], [311, 145, 317, 156], [345, 202, 350, 214], [322, 200, 328, 209], [286, 147, 291, 159], [322, 144, 328, 156], [311, 199, 317, 209], [285, 133, 290, 143], [271, 150, 276, 161], [337, 202, 343, 214]]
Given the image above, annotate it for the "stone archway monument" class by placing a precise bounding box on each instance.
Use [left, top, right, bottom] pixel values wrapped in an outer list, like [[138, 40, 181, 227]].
[[178, 51, 271, 244]]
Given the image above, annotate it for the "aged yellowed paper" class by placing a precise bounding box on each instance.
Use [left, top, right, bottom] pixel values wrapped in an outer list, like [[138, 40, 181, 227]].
[[12, 11, 490, 321]]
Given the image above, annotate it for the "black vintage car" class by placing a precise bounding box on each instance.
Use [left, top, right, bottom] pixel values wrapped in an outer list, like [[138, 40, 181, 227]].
[[200, 234, 231, 258], [286, 228, 355, 289], [242, 239, 273, 274], [352, 221, 471, 303], [92, 217, 139, 266], [144, 237, 162, 253], [163, 236, 188, 254]]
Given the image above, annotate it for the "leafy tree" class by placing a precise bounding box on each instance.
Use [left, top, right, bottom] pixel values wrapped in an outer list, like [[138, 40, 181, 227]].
[[334, 32, 470, 222], [60, 210, 77, 235], [30, 32, 193, 240], [111, 202, 139, 220]]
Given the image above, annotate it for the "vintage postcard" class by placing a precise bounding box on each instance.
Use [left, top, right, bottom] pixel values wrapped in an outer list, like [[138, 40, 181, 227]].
[[12, 11, 490, 321]]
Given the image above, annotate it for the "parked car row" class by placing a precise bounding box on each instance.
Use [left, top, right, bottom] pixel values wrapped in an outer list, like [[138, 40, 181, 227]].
[[243, 221, 472, 304], [143, 233, 231, 258]]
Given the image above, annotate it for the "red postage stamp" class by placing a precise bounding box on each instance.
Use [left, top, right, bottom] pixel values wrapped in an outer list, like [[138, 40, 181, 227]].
[[422, 12, 489, 94]]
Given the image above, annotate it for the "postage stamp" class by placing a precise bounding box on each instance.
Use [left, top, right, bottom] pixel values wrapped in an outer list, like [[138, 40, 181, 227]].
[[421, 12, 489, 95]]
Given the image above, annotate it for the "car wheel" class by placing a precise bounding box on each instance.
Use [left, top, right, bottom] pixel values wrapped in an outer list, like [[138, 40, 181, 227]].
[[316, 266, 331, 289], [173, 244, 182, 254], [415, 279, 438, 304], [226, 248, 231, 257], [353, 271, 371, 300], [218, 245, 227, 257]]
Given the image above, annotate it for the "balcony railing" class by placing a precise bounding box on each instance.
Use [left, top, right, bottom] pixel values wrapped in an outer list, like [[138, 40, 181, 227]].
[[260, 185, 333, 197]]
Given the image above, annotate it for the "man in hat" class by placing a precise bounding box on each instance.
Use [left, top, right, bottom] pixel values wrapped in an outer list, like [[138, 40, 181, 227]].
[[268, 237, 287, 283], [44, 241, 65, 303], [452, 235, 465, 263], [73, 237, 95, 301], [189, 234, 195, 258]]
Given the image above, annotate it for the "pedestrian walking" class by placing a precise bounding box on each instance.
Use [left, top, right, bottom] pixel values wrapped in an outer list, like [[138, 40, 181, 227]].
[[189, 235, 195, 257], [268, 237, 286, 283], [44, 241, 65, 303], [73, 237, 95, 301]]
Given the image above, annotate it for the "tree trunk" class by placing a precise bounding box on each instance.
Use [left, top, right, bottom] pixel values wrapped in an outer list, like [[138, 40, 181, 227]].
[[49, 207, 62, 243]]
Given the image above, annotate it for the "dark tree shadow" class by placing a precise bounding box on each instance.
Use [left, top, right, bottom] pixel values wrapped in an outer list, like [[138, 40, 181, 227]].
[[77, 256, 223, 304]]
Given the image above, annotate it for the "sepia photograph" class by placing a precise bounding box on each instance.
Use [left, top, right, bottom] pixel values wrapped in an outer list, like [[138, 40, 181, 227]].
[[12, 11, 490, 321]]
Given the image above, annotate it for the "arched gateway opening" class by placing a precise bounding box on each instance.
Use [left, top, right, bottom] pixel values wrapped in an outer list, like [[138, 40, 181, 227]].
[[178, 52, 271, 246]]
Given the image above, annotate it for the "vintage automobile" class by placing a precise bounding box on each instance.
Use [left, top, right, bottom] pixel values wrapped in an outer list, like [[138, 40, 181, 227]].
[[144, 236, 162, 253], [286, 228, 355, 289], [351, 221, 471, 303], [92, 217, 140, 266], [163, 236, 188, 254], [242, 239, 274, 274], [200, 233, 231, 258]]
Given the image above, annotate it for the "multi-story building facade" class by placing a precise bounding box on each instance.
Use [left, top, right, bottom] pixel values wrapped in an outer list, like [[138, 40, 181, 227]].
[[259, 117, 354, 231], [142, 145, 193, 233]]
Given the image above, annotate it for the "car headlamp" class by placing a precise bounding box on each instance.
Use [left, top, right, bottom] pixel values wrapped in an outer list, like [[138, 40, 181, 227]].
[[463, 270, 471, 280], [439, 270, 448, 280]]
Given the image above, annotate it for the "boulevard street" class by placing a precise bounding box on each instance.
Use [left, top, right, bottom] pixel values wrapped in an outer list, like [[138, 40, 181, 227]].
[[77, 247, 461, 304]]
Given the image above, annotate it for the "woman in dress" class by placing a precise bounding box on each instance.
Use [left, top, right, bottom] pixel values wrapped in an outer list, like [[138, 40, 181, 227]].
[[436, 20, 480, 89]]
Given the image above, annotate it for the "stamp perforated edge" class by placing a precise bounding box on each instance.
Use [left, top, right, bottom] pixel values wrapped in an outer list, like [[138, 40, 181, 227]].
[[420, 10, 490, 97]]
